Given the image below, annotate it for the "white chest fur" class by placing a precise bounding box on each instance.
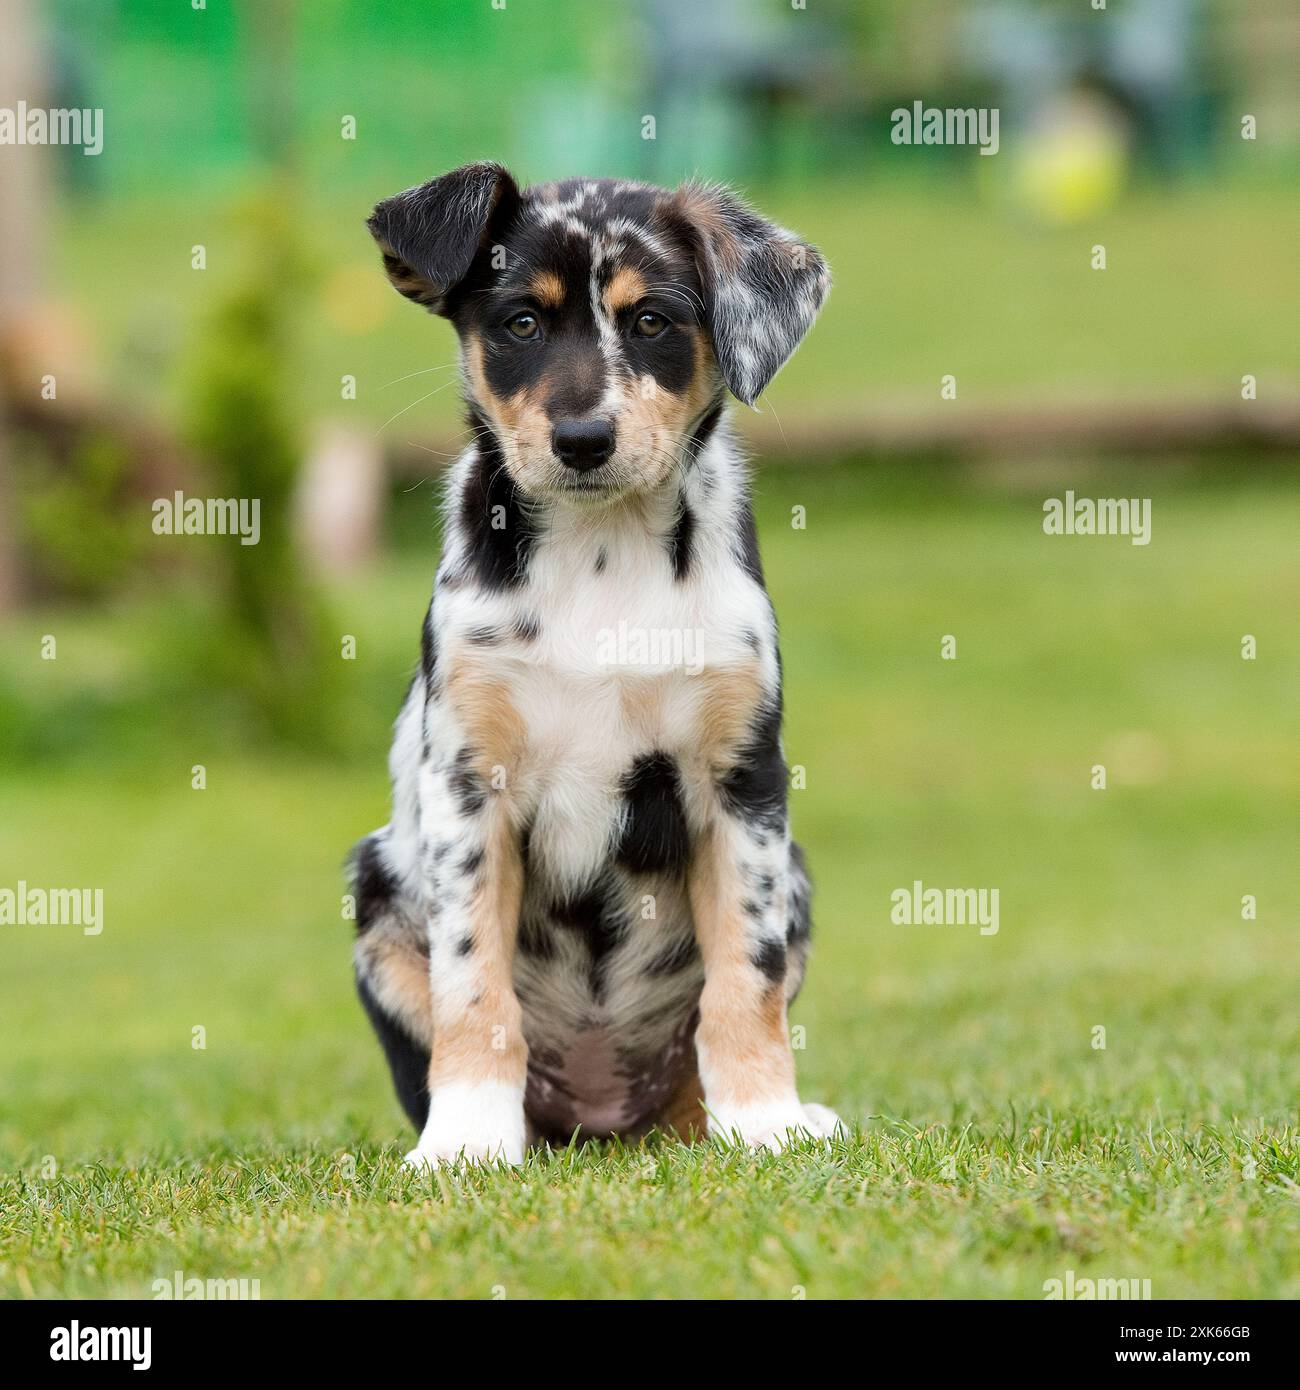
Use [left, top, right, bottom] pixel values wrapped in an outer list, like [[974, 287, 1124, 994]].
[[432, 487, 775, 890]]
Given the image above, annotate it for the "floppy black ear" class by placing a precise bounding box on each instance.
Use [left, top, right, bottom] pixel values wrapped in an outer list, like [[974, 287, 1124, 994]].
[[673, 182, 830, 406], [367, 162, 520, 314]]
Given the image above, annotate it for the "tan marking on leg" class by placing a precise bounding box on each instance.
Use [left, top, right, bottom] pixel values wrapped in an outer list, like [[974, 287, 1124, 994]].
[[429, 810, 527, 1090], [356, 929, 433, 1046], [688, 824, 796, 1111], [694, 663, 767, 770], [426, 656, 529, 1097], [445, 653, 528, 782]]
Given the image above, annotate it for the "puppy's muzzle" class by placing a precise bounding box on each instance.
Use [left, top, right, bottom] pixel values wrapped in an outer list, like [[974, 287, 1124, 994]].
[[552, 417, 616, 473]]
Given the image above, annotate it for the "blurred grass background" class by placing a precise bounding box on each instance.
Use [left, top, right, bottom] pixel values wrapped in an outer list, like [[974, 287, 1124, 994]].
[[1, 0, 1299, 1298], [3, 462, 1299, 1297]]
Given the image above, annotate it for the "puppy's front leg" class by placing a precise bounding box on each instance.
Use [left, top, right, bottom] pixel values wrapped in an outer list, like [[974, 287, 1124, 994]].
[[689, 815, 814, 1150], [405, 757, 527, 1168]]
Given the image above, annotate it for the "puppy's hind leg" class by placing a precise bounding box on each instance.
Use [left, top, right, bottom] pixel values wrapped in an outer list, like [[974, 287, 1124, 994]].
[[350, 831, 433, 1132]]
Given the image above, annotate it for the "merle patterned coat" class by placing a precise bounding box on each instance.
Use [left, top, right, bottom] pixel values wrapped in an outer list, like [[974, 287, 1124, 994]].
[[351, 163, 840, 1164]]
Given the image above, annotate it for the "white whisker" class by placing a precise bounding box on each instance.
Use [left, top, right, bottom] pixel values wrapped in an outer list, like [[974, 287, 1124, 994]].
[[378, 362, 459, 391], [374, 377, 460, 436]]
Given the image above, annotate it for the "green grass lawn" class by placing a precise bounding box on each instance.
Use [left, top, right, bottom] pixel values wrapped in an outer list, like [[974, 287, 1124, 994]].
[[2, 461, 1299, 1299]]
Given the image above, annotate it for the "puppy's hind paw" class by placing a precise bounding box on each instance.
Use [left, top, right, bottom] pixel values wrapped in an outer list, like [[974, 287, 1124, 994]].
[[402, 1082, 527, 1170], [709, 1099, 845, 1153], [402, 1134, 524, 1171], [800, 1102, 847, 1139]]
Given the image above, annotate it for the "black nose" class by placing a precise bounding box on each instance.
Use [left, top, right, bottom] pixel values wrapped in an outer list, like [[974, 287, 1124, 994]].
[[552, 417, 615, 472]]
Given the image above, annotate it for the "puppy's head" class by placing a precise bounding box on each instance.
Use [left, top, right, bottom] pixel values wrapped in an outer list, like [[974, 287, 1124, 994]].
[[368, 164, 829, 503]]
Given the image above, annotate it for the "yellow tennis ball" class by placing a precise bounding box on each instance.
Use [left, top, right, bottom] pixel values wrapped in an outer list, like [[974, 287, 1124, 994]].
[[1013, 110, 1128, 225]]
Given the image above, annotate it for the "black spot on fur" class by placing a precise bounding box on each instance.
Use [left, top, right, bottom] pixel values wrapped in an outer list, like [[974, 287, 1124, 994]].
[[751, 938, 787, 984], [459, 847, 485, 876], [617, 752, 689, 874], [718, 703, 787, 831], [458, 421, 536, 591], [356, 971, 429, 1131], [350, 835, 399, 935], [735, 497, 765, 586], [420, 606, 438, 689], [551, 888, 601, 929], [667, 496, 695, 581], [594, 547, 608, 575], [456, 934, 475, 957], [450, 747, 488, 816], [787, 840, 812, 944], [514, 613, 541, 642], [551, 879, 625, 999], [517, 912, 555, 960], [646, 934, 701, 977], [467, 625, 503, 645], [686, 400, 723, 463]]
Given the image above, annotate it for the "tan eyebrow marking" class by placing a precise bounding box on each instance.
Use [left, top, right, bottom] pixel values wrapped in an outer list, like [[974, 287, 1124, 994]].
[[529, 271, 566, 308], [604, 266, 648, 314]]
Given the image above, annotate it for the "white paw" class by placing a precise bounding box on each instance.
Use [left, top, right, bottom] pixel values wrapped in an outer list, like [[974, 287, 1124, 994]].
[[708, 1098, 844, 1152], [402, 1137, 522, 1169], [403, 1080, 526, 1169], [800, 1102, 847, 1139]]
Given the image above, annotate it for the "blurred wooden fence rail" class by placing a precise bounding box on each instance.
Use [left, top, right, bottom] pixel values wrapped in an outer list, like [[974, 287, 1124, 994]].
[[738, 397, 1300, 462], [391, 396, 1300, 479]]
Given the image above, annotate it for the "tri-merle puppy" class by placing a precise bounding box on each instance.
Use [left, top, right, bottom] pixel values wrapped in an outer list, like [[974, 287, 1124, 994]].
[[352, 162, 840, 1166]]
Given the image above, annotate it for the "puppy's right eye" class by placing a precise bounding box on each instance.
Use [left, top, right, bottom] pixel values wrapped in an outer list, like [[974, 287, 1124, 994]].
[[506, 313, 539, 340]]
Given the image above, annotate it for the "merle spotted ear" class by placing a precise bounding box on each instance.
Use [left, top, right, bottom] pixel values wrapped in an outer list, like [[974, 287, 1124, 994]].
[[673, 182, 830, 407], [367, 162, 520, 314]]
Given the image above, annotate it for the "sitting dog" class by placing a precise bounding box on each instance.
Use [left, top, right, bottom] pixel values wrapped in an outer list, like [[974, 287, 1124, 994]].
[[352, 163, 840, 1165]]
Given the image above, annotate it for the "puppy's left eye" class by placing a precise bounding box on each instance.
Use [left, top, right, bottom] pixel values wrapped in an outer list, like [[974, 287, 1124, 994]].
[[507, 313, 540, 340], [633, 311, 668, 339]]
